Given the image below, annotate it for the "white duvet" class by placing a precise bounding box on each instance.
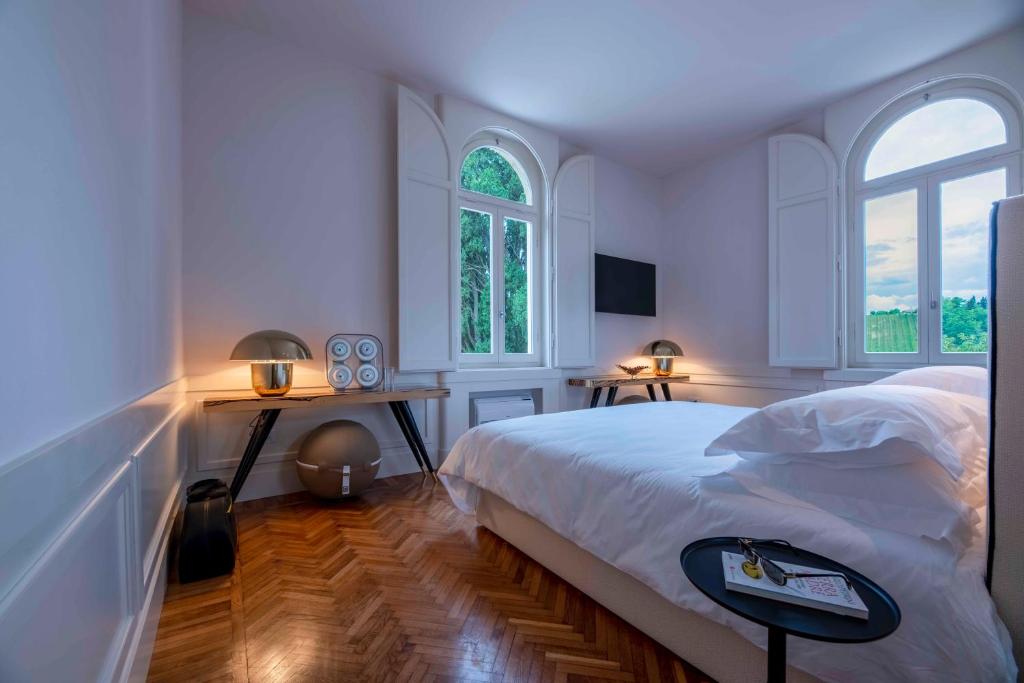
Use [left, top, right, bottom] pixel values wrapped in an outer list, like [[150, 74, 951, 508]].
[[439, 401, 1016, 683]]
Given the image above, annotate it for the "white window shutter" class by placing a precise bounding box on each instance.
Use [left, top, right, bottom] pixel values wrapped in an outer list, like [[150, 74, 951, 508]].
[[768, 134, 839, 368], [552, 155, 596, 368], [397, 86, 458, 371]]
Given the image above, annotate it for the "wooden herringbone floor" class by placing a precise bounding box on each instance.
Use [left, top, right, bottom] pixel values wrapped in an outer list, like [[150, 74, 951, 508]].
[[147, 474, 714, 683]]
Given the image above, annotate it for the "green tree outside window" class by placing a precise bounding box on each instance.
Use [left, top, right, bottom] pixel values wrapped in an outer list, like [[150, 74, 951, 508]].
[[460, 147, 533, 357]]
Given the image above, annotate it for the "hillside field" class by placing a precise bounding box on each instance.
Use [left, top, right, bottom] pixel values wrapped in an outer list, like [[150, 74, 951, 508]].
[[864, 297, 987, 353], [866, 310, 918, 353]]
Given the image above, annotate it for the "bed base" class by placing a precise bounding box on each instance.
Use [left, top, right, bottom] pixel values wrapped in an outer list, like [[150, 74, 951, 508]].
[[476, 490, 822, 683]]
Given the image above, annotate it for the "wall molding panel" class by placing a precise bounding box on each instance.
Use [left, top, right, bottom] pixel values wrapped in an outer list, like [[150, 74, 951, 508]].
[[0, 379, 187, 683]]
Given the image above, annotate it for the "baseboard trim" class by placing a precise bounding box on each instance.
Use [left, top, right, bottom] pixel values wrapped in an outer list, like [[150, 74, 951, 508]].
[[123, 478, 180, 683]]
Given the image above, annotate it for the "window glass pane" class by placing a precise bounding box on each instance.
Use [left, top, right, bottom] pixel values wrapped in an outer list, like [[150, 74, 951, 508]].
[[461, 147, 530, 204], [504, 218, 531, 354], [940, 168, 1005, 353], [460, 208, 492, 353], [865, 98, 1007, 181], [864, 189, 918, 353]]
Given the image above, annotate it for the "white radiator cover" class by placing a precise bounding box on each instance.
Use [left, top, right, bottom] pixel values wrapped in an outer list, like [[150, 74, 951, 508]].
[[473, 395, 536, 426]]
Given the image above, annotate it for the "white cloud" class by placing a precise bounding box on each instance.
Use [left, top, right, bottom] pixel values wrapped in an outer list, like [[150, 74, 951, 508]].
[[867, 293, 918, 311], [865, 189, 917, 308], [866, 98, 1007, 180], [862, 162, 1003, 313]]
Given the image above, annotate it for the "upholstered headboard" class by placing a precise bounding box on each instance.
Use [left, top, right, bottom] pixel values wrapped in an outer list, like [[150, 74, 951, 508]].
[[990, 193, 1024, 669]]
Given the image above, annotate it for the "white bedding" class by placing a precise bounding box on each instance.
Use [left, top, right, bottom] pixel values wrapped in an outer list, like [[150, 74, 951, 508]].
[[439, 401, 1016, 683]]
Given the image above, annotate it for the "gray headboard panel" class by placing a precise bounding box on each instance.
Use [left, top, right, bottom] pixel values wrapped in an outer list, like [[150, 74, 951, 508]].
[[990, 193, 1024, 670]]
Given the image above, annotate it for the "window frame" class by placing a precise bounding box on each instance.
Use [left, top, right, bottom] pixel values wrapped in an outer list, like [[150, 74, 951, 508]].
[[457, 138, 543, 368], [847, 82, 1023, 368], [858, 87, 1020, 192]]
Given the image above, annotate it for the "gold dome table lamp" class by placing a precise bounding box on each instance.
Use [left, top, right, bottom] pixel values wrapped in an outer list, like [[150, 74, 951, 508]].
[[230, 330, 313, 396], [643, 339, 684, 377]]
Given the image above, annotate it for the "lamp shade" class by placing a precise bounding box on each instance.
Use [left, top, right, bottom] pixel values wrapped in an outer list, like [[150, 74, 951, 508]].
[[642, 339, 683, 357], [230, 330, 313, 362]]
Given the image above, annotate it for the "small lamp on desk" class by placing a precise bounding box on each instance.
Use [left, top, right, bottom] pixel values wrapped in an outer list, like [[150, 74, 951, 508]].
[[230, 330, 313, 396], [642, 339, 683, 377]]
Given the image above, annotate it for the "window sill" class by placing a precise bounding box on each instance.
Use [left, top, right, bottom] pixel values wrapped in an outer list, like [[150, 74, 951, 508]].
[[440, 367, 563, 384], [822, 368, 900, 382]]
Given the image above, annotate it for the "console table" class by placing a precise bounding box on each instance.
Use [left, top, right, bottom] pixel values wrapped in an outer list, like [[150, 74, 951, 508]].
[[566, 374, 691, 408], [203, 386, 450, 498]]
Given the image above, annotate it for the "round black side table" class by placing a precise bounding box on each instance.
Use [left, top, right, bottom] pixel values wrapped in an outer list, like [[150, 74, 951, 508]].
[[680, 537, 900, 683]]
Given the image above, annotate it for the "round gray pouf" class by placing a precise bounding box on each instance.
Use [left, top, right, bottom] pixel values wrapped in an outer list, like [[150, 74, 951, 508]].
[[296, 420, 381, 499], [616, 394, 651, 406]]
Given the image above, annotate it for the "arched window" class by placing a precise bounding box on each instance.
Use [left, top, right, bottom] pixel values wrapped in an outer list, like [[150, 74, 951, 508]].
[[461, 146, 533, 204], [848, 82, 1022, 367], [865, 98, 1008, 181], [458, 135, 542, 366]]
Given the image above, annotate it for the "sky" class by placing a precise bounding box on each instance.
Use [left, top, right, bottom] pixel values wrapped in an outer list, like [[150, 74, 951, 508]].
[[863, 98, 1007, 312], [865, 98, 1006, 180]]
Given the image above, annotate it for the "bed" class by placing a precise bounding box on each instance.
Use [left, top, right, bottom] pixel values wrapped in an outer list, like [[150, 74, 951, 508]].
[[440, 196, 1024, 683], [440, 400, 1013, 682]]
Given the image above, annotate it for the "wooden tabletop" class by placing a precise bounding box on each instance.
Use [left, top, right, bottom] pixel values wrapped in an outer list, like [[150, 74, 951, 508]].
[[203, 386, 450, 413], [566, 375, 690, 388]]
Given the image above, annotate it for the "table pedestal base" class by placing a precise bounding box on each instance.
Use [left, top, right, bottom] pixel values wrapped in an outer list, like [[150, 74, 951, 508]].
[[767, 626, 786, 683]]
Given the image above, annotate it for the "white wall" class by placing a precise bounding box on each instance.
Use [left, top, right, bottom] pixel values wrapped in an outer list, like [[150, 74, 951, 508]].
[[660, 25, 1024, 388], [0, 1, 185, 680], [592, 156, 666, 373], [182, 10, 398, 389], [182, 12, 671, 476], [548, 140, 668, 408], [181, 11, 441, 494], [661, 115, 822, 379], [0, 0, 184, 464]]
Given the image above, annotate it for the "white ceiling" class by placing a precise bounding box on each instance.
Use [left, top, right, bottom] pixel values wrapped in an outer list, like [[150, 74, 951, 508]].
[[186, 0, 1024, 176]]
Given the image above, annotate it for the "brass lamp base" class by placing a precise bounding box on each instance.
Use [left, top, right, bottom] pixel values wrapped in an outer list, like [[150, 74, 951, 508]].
[[653, 357, 674, 377], [251, 362, 294, 396]]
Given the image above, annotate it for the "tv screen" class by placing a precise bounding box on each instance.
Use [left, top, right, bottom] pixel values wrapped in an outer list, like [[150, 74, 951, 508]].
[[594, 254, 656, 316]]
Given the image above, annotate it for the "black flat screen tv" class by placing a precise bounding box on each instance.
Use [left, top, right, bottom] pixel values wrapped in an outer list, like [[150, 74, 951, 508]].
[[594, 253, 656, 316]]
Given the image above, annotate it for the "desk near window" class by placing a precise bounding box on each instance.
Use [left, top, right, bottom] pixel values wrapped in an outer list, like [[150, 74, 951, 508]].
[[566, 374, 690, 407]]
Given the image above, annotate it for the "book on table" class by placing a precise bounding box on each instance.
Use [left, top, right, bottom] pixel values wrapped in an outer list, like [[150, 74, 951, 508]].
[[721, 551, 869, 619]]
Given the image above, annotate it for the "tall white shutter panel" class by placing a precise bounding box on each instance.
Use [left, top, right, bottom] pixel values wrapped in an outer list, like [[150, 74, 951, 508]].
[[397, 86, 458, 371], [768, 134, 839, 368], [552, 155, 596, 368]]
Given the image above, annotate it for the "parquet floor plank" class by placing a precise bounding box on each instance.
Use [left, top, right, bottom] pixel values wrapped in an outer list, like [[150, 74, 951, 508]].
[[148, 474, 714, 683]]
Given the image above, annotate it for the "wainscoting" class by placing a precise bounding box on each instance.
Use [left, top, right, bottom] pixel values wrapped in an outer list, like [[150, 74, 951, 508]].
[[0, 379, 187, 683]]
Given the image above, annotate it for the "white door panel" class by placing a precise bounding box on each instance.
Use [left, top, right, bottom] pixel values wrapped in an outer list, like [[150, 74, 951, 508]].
[[398, 86, 458, 371], [552, 155, 595, 368], [769, 134, 839, 368]]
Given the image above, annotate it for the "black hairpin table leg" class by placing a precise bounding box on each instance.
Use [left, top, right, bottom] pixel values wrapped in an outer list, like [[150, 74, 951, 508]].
[[646, 384, 657, 401], [605, 386, 619, 406], [661, 384, 673, 401], [589, 388, 603, 408], [229, 408, 281, 501], [389, 402, 426, 476], [391, 400, 437, 481]]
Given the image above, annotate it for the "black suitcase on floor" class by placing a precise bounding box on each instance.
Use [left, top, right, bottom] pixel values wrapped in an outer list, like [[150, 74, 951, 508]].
[[178, 478, 237, 583]]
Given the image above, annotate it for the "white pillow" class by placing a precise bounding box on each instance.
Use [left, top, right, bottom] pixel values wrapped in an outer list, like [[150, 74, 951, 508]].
[[873, 365, 988, 399], [705, 384, 988, 480], [722, 458, 980, 552]]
